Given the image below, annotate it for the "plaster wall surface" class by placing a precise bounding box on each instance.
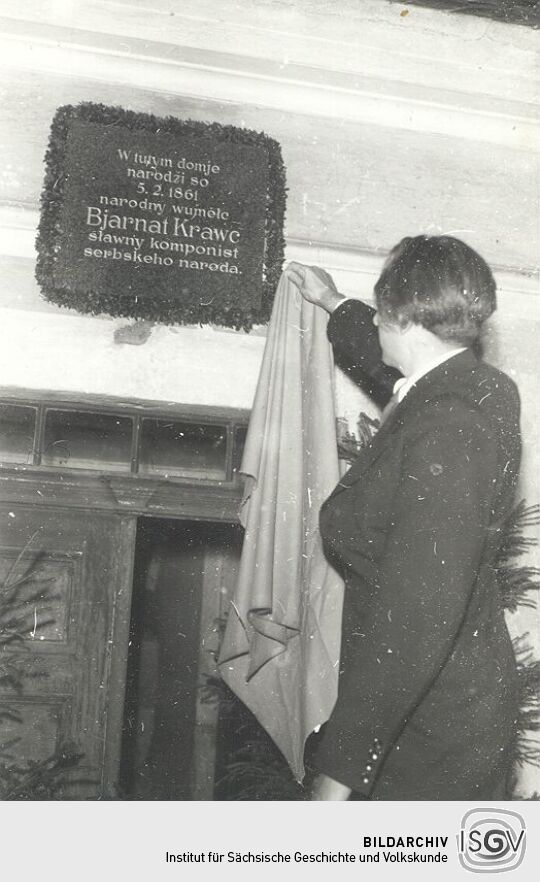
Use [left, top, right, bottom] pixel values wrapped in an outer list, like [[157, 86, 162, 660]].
[[0, 0, 538, 795]]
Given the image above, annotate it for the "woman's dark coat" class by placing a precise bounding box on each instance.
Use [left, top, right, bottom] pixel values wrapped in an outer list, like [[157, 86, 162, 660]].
[[314, 299, 521, 799]]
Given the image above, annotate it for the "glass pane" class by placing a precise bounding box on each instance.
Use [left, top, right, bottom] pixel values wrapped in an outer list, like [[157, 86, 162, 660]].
[[139, 419, 227, 480], [42, 410, 133, 471], [232, 426, 248, 479], [0, 404, 36, 464]]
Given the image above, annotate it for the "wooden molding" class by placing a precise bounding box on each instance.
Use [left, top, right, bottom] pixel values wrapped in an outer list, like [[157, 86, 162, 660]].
[[0, 466, 243, 522], [0, 383, 250, 423]]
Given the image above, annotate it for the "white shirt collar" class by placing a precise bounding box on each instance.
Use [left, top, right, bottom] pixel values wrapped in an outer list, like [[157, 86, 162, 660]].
[[393, 348, 467, 403]]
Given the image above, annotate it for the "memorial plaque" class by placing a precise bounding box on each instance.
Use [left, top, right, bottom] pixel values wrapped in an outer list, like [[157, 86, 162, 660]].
[[36, 103, 286, 329]]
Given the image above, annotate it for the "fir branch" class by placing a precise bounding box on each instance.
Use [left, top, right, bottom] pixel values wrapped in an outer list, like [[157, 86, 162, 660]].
[[512, 636, 540, 769], [497, 503, 540, 776], [498, 502, 540, 563], [0, 535, 84, 799], [499, 565, 540, 612], [497, 501, 540, 612], [216, 742, 308, 801], [0, 746, 84, 801], [0, 530, 42, 591]]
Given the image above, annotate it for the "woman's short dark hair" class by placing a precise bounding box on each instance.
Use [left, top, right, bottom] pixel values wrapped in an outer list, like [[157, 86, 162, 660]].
[[374, 235, 497, 346]]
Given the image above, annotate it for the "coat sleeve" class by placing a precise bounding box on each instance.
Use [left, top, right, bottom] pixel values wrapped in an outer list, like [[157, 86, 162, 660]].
[[316, 405, 498, 794], [326, 299, 402, 406]]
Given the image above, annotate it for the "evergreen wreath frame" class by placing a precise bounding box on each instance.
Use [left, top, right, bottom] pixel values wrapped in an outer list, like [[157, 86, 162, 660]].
[[35, 102, 287, 331]]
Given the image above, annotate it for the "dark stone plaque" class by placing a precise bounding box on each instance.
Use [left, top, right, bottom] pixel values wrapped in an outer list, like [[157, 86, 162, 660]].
[[36, 104, 286, 329]]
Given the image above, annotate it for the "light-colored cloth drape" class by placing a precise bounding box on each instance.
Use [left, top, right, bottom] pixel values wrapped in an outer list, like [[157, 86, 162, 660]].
[[218, 273, 344, 782]]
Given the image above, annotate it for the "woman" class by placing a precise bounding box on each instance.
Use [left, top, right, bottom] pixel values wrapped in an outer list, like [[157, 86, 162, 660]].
[[286, 236, 521, 800]]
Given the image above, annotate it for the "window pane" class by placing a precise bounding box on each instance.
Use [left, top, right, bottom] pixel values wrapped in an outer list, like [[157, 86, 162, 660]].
[[0, 404, 36, 464], [139, 419, 227, 480], [42, 410, 133, 471]]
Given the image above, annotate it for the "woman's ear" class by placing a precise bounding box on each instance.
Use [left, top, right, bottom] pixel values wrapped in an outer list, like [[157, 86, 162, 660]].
[[397, 320, 413, 335]]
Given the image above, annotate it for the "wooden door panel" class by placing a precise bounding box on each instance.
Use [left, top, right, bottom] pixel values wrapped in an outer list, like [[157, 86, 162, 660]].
[[1, 698, 71, 762], [0, 550, 76, 643], [0, 504, 136, 798]]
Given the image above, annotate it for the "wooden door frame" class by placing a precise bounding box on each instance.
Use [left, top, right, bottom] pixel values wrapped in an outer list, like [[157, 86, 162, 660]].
[[0, 390, 247, 797], [0, 466, 243, 799], [100, 515, 138, 798]]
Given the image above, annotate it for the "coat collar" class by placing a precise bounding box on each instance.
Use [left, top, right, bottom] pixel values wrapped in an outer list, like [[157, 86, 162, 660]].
[[384, 347, 478, 430], [329, 349, 478, 496]]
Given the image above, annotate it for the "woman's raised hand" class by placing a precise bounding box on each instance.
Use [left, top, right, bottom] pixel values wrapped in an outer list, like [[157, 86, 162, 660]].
[[285, 262, 346, 313]]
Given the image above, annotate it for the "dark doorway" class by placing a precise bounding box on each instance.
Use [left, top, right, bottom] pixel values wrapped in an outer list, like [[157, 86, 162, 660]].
[[120, 516, 243, 799]]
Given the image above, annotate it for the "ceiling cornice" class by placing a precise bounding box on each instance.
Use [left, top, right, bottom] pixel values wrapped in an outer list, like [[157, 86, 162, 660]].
[[0, 17, 537, 152]]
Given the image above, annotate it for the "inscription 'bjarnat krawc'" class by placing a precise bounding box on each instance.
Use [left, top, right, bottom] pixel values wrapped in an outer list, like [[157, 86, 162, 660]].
[[84, 207, 242, 270], [85, 207, 241, 242]]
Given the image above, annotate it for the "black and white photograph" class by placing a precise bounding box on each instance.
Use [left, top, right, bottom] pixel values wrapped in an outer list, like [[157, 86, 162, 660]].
[[0, 0, 539, 874]]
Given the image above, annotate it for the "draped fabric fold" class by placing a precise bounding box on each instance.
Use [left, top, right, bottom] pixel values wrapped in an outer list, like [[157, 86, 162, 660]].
[[217, 273, 344, 782]]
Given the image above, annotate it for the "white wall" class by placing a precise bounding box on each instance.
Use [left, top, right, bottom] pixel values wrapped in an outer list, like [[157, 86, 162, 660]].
[[0, 0, 538, 793]]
